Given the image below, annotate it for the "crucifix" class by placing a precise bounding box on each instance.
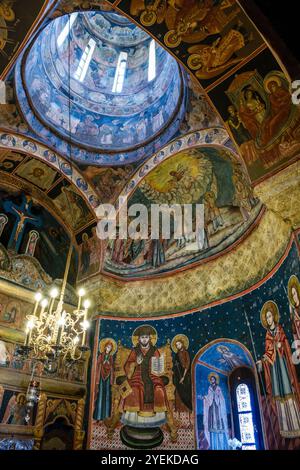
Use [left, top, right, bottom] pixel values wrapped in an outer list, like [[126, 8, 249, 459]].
[[3, 194, 42, 253]]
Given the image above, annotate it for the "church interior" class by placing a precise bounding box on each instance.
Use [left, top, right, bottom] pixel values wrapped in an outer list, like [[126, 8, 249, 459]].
[[0, 0, 300, 452]]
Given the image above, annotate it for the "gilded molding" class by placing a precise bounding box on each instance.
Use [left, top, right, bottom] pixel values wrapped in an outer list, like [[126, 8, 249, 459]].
[[0, 368, 86, 398], [84, 209, 291, 318], [254, 160, 300, 230]]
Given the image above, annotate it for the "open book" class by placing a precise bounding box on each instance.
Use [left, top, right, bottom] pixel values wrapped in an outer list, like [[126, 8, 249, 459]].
[[151, 354, 165, 376]]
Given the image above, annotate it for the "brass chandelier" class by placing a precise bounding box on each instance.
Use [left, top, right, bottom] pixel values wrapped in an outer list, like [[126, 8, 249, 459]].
[[19, 244, 91, 362]]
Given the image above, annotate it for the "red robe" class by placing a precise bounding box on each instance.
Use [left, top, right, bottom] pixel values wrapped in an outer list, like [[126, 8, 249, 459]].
[[95, 353, 114, 389], [121, 345, 168, 413], [260, 86, 291, 146], [263, 324, 300, 400]]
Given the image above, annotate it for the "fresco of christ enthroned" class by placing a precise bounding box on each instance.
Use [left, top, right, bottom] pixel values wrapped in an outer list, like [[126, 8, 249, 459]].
[[104, 325, 178, 448]]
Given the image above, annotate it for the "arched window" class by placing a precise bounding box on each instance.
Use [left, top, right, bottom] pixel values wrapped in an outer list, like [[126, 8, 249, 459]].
[[236, 383, 256, 449], [230, 367, 264, 450]]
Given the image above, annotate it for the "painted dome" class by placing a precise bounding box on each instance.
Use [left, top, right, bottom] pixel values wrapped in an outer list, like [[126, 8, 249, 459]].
[[19, 11, 184, 155]]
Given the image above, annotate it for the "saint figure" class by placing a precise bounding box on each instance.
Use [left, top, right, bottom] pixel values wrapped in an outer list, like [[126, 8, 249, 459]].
[[171, 334, 192, 414], [288, 275, 300, 342], [93, 338, 116, 422], [121, 325, 168, 422], [259, 300, 300, 438], [202, 372, 229, 450]]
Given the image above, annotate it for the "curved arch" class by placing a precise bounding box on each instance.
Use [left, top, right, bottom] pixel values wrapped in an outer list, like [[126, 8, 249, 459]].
[[193, 338, 256, 369], [0, 130, 99, 213], [192, 338, 266, 450], [14, 8, 187, 167], [0, 174, 77, 242], [98, 127, 241, 214]]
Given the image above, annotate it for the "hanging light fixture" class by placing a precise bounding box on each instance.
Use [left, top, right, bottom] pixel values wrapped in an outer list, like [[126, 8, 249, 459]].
[[19, 244, 91, 362], [18, 14, 91, 364]]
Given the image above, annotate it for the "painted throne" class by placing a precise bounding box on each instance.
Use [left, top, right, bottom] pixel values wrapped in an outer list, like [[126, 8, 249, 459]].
[[104, 339, 178, 448]]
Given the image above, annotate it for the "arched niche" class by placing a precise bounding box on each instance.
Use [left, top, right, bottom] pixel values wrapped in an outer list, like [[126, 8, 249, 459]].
[[193, 339, 266, 450]]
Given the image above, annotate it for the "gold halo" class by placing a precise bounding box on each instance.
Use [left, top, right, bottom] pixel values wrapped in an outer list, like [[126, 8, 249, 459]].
[[171, 334, 189, 353], [16, 393, 26, 404], [288, 275, 300, 307], [260, 301, 280, 329], [187, 53, 203, 71], [208, 372, 220, 384], [164, 30, 181, 48], [99, 338, 117, 355], [132, 324, 157, 347], [140, 10, 157, 27], [0, 6, 15, 22], [264, 75, 282, 93]]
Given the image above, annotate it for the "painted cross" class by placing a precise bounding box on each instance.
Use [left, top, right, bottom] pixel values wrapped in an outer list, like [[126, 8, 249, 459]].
[[3, 194, 42, 252]]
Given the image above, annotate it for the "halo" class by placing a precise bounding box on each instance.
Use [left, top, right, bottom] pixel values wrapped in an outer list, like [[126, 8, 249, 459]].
[[171, 334, 189, 353], [164, 30, 181, 48], [264, 75, 282, 93], [288, 275, 300, 307], [208, 372, 220, 384], [16, 393, 26, 404], [187, 54, 203, 71], [217, 344, 230, 353], [260, 301, 280, 329], [132, 324, 157, 347], [140, 10, 157, 27], [99, 338, 117, 355]]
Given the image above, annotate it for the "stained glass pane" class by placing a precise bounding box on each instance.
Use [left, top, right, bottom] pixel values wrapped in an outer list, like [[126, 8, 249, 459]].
[[236, 383, 251, 412], [239, 412, 255, 444]]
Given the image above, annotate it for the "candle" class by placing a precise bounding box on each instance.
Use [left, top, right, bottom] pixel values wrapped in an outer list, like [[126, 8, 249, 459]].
[[81, 320, 90, 347], [24, 319, 35, 346], [77, 288, 85, 310], [81, 299, 90, 346], [32, 292, 42, 317], [24, 329, 29, 346], [39, 299, 48, 318], [49, 288, 59, 315], [56, 312, 66, 346]]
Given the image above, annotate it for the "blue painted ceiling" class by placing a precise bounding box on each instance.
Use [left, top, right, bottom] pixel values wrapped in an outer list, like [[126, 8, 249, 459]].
[[16, 10, 186, 165]]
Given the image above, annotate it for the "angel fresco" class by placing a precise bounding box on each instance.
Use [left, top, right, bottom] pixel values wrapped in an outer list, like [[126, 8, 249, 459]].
[[130, 0, 239, 47], [258, 301, 300, 438], [216, 345, 244, 369], [128, 0, 261, 82], [187, 23, 253, 80], [1, 392, 28, 425]]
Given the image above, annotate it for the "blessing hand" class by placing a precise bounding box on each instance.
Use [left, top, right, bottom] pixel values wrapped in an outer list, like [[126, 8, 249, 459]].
[[136, 355, 143, 365]]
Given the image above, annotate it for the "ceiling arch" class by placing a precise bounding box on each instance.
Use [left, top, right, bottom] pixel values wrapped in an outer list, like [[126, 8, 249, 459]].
[[0, 131, 99, 212], [15, 7, 187, 166], [40, 0, 300, 185], [0, 147, 96, 239]]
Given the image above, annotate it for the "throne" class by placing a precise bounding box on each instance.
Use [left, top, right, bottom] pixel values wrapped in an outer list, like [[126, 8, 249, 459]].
[[104, 339, 178, 448]]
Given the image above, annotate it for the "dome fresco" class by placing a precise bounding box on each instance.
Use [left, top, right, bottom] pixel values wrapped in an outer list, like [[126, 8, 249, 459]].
[[104, 146, 263, 279], [18, 10, 184, 156]]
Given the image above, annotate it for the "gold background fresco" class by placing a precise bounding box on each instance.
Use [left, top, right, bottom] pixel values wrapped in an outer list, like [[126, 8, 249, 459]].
[[84, 209, 292, 317]]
